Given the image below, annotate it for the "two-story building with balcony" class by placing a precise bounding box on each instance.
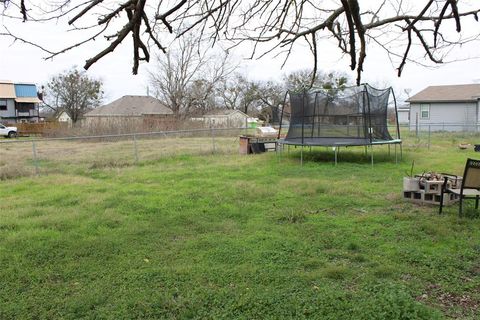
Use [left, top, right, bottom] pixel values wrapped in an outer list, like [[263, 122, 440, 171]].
[[0, 81, 41, 123]]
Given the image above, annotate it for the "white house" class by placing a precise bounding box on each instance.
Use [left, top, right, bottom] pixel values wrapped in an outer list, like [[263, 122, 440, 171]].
[[57, 111, 72, 124], [397, 105, 410, 125], [407, 84, 480, 131], [201, 109, 250, 128]]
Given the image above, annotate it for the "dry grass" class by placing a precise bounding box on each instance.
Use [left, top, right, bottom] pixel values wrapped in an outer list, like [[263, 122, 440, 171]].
[[0, 164, 33, 180], [0, 133, 241, 178]]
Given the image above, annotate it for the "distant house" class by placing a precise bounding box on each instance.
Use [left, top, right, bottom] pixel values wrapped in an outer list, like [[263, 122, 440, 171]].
[[407, 84, 480, 131], [83, 95, 174, 130], [57, 111, 72, 124], [0, 81, 41, 123], [40, 109, 72, 124], [397, 105, 410, 125], [200, 109, 250, 128]]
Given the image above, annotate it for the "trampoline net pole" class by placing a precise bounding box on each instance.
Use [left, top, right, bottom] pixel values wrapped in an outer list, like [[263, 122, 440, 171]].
[[311, 92, 318, 139], [365, 84, 373, 145], [362, 87, 368, 143], [391, 87, 401, 140], [277, 91, 289, 140], [301, 89, 305, 146]]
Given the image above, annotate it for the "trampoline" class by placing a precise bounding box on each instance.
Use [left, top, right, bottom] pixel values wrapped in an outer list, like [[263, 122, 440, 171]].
[[277, 84, 402, 164]]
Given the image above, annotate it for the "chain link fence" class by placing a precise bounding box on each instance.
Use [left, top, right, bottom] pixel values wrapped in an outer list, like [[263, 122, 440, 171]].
[[0, 128, 253, 179], [397, 123, 480, 150], [3, 123, 480, 180]]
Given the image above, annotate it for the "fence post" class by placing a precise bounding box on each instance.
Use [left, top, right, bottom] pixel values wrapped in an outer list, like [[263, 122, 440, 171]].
[[32, 140, 39, 176], [211, 127, 216, 154], [428, 125, 431, 150], [415, 112, 419, 137], [133, 134, 139, 164]]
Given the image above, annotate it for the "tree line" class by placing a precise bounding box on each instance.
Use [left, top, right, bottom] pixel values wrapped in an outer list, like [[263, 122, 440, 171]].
[[42, 37, 352, 124]]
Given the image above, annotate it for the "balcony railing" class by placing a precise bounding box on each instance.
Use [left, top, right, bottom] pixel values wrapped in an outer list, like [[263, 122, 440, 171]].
[[16, 109, 39, 117]]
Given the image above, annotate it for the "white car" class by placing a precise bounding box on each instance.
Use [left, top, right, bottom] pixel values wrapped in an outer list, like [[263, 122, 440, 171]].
[[0, 123, 18, 138]]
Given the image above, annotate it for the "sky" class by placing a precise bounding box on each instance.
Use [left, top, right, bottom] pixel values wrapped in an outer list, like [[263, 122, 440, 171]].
[[1, 1, 479, 105]]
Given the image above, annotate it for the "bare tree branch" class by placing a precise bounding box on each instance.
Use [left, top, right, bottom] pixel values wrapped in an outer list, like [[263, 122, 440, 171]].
[[69, 0, 104, 25], [1, 0, 479, 84]]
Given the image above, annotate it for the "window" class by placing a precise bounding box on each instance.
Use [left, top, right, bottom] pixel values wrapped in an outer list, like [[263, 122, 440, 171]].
[[0, 99, 7, 111], [420, 104, 430, 119]]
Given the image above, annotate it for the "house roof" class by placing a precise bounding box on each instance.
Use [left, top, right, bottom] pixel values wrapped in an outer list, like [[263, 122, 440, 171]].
[[85, 95, 173, 117], [204, 109, 248, 117], [0, 82, 41, 102], [0, 82, 16, 99], [39, 109, 55, 119], [14, 83, 38, 97], [407, 84, 480, 103], [39, 108, 65, 118]]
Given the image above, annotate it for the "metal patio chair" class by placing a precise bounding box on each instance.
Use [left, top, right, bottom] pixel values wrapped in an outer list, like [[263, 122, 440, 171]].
[[439, 158, 480, 216]]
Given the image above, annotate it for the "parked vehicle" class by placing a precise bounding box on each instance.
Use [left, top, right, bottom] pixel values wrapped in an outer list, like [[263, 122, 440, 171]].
[[0, 123, 18, 138]]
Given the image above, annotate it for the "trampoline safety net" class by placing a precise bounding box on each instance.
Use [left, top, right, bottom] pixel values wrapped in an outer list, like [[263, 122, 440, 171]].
[[283, 84, 399, 146]]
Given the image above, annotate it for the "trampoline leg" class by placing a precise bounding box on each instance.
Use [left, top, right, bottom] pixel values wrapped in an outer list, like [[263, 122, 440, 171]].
[[388, 144, 391, 157], [334, 147, 338, 166], [370, 145, 374, 166], [301, 146, 304, 166], [395, 144, 398, 164], [364, 146, 367, 156]]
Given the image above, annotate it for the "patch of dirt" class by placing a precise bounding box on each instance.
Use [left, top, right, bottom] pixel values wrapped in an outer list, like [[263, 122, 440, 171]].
[[416, 283, 479, 318], [469, 263, 480, 276], [385, 192, 400, 201], [436, 292, 479, 312]]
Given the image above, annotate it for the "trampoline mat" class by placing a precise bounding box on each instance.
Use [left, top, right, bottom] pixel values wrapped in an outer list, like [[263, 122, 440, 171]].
[[278, 137, 401, 147]]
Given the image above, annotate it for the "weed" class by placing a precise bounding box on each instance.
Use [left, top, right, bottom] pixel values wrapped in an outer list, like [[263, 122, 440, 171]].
[[373, 265, 396, 279], [277, 209, 307, 224], [346, 242, 360, 251], [321, 264, 351, 280]]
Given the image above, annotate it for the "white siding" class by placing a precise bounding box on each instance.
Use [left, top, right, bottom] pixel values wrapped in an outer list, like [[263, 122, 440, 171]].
[[397, 110, 409, 124], [409, 102, 478, 131], [203, 111, 249, 128], [0, 98, 16, 119], [58, 111, 72, 123]]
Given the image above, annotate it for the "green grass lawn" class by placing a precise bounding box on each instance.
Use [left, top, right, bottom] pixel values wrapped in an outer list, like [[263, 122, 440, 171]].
[[1, 133, 480, 319]]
